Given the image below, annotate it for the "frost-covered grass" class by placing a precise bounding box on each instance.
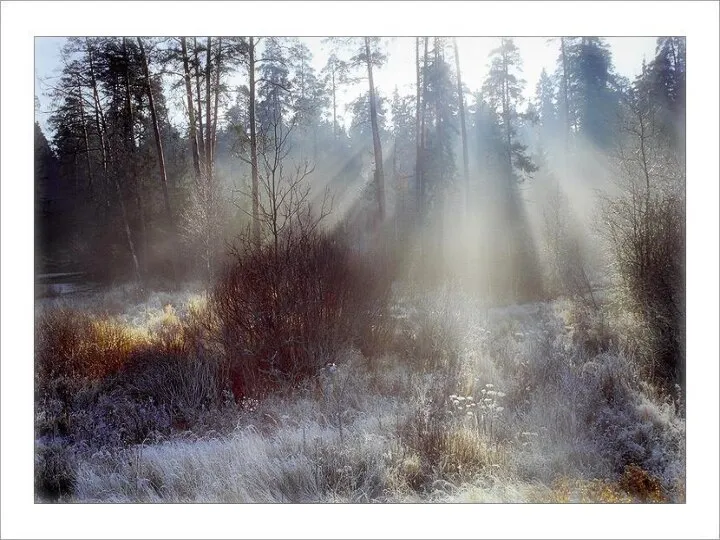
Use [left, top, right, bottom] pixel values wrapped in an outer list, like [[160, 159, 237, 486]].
[[36, 282, 208, 326], [34, 286, 685, 503]]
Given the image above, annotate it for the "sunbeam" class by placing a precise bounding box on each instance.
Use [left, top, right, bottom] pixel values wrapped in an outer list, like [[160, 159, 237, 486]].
[[31, 34, 687, 509]]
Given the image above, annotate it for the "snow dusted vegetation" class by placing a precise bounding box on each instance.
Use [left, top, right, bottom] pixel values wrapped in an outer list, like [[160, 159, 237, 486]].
[[35, 285, 685, 503]]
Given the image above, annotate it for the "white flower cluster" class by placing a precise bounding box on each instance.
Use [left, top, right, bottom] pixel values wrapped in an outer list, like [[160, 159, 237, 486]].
[[448, 383, 506, 421], [479, 384, 505, 416], [449, 394, 477, 417]]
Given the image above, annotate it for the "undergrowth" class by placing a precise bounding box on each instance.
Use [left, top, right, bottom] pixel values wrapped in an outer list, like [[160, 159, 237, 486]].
[[35, 258, 684, 503]]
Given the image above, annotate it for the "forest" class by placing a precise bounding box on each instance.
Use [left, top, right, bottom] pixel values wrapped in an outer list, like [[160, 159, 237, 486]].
[[34, 36, 686, 504]]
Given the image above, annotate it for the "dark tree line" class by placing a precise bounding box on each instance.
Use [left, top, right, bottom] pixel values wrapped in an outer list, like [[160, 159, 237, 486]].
[[36, 37, 685, 312]]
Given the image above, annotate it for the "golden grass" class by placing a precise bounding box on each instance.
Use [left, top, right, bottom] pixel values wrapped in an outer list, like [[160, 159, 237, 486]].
[[36, 309, 152, 383], [36, 299, 214, 386], [535, 465, 671, 503]]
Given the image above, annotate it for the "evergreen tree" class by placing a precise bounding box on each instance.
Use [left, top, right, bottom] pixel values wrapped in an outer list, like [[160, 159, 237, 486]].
[[534, 68, 558, 148], [257, 38, 292, 139], [35, 122, 62, 273], [483, 37, 537, 183], [421, 38, 458, 203], [348, 90, 388, 143], [288, 40, 327, 160], [482, 38, 542, 301], [645, 37, 686, 146], [347, 37, 388, 222], [559, 37, 618, 149], [320, 51, 352, 142]]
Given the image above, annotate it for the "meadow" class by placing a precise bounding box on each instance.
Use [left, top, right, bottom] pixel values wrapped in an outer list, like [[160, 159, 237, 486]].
[[35, 262, 685, 503]]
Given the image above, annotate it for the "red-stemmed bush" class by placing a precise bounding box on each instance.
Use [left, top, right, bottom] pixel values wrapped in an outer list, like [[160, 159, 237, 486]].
[[212, 229, 393, 399]]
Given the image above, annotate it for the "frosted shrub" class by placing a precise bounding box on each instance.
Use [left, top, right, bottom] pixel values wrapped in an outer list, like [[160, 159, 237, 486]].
[[35, 438, 77, 501], [212, 230, 392, 398]]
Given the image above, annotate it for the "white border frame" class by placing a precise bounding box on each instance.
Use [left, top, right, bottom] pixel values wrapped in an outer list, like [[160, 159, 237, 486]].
[[2, 2, 718, 539]]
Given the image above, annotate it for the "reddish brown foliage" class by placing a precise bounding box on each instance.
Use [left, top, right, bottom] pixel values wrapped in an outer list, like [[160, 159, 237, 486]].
[[212, 231, 393, 398]]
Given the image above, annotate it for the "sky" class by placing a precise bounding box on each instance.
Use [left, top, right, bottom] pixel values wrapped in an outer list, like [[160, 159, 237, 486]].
[[35, 36, 658, 137]]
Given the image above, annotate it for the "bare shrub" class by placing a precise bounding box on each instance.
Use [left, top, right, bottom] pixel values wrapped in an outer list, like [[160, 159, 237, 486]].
[[214, 102, 399, 396], [70, 389, 173, 448], [603, 92, 685, 390], [35, 440, 76, 502], [396, 371, 499, 491], [312, 442, 387, 501], [115, 349, 225, 419], [541, 184, 594, 301], [506, 335, 684, 486], [212, 230, 391, 398], [35, 297, 231, 472], [564, 299, 611, 356]]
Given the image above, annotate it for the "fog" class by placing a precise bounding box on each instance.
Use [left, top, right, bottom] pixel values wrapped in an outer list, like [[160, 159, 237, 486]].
[[31, 35, 687, 510]]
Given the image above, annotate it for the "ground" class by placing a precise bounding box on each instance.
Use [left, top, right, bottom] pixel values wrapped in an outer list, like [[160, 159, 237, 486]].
[[34, 285, 685, 503]]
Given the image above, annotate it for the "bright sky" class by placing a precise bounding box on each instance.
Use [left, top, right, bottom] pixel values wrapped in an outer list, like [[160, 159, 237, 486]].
[[35, 36, 658, 136]]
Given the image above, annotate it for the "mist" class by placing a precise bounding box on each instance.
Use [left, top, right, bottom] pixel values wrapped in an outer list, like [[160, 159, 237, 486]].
[[33, 35, 686, 509]]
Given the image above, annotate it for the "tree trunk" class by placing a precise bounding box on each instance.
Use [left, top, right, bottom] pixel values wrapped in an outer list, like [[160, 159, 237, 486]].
[[122, 37, 147, 275], [453, 38, 470, 211], [205, 37, 213, 181], [392, 135, 399, 243], [249, 37, 260, 247], [204, 37, 214, 280], [194, 38, 206, 163], [212, 37, 222, 162], [138, 38, 174, 232], [209, 37, 223, 280], [112, 170, 142, 285], [90, 39, 139, 285], [180, 37, 202, 187], [97, 91, 141, 286], [434, 38, 443, 182], [560, 37, 570, 154], [76, 77, 94, 196], [331, 61, 337, 140], [417, 38, 430, 266], [86, 41, 139, 284], [501, 39, 512, 175], [434, 39, 444, 277], [420, 38, 429, 215], [86, 41, 109, 208], [365, 37, 385, 223], [415, 37, 422, 215]]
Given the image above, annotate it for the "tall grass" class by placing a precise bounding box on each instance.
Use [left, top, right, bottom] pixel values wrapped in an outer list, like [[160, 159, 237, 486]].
[[35, 259, 684, 503]]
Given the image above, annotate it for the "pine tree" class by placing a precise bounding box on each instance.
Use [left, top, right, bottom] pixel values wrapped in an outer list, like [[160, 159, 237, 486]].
[[288, 40, 327, 160], [559, 37, 618, 149], [257, 38, 292, 141], [389, 87, 417, 200], [422, 38, 457, 204], [453, 39, 470, 211], [646, 37, 686, 146], [534, 68, 558, 148], [482, 38, 542, 301], [483, 37, 537, 183], [346, 37, 388, 223], [320, 51, 352, 142]]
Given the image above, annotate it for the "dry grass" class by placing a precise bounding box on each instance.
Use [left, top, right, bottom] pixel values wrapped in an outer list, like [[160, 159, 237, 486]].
[[35, 309, 151, 389], [35, 282, 685, 503]]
